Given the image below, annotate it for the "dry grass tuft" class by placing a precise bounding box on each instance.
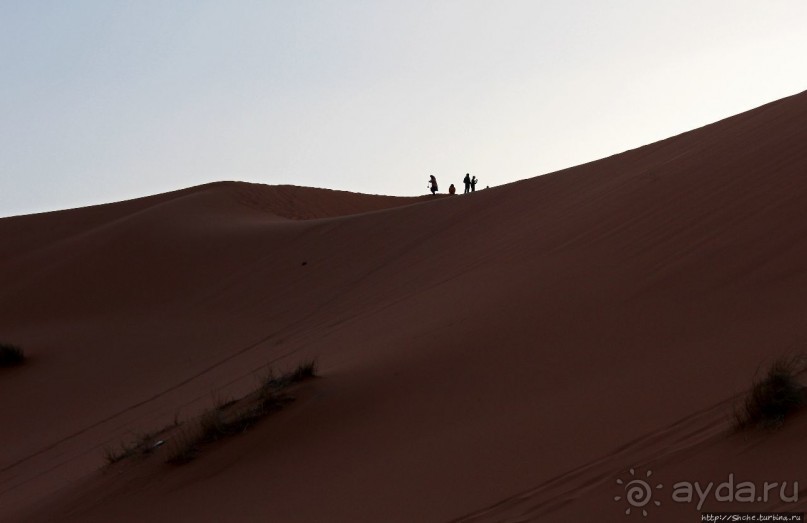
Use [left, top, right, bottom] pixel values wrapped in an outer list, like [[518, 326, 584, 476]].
[[735, 355, 806, 430], [162, 360, 317, 465], [0, 343, 25, 367]]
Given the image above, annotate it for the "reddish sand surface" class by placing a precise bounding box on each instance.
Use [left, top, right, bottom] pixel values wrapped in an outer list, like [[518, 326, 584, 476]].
[[3, 91, 807, 522]]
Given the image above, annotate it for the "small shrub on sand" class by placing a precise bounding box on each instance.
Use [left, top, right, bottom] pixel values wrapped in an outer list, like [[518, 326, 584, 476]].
[[260, 359, 317, 391], [736, 356, 806, 429], [165, 360, 317, 465], [103, 431, 163, 465], [163, 425, 200, 464], [199, 409, 228, 441], [0, 343, 24, 367], [287, 359, 317, 383]]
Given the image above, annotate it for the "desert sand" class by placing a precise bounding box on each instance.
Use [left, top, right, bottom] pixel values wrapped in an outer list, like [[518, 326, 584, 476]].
[[2, 91, 807, 522]]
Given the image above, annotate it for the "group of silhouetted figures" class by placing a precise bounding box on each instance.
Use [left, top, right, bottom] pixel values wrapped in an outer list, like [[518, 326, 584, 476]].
[[428, 173, 477, 195]]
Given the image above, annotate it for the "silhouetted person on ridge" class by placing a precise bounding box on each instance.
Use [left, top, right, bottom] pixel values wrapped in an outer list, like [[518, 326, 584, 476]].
[[471, 176, 478, 192], [449, 184, 456, 195], [428, 175, 438, 195], [463, 173, 471, 194]]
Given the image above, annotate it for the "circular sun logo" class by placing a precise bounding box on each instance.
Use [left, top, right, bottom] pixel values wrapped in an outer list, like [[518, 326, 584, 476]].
[[614, 468, 663, 517]]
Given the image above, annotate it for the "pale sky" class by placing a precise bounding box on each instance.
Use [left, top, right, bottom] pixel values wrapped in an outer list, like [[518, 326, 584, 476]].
[[2, 1, 806, 217]]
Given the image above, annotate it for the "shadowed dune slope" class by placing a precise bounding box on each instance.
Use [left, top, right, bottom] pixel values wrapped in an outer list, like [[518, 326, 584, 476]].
[[3, 90, 807, 522]]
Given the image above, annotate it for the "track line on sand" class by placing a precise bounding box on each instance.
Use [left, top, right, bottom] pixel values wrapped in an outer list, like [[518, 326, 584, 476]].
[[448, 396, 735, 522]]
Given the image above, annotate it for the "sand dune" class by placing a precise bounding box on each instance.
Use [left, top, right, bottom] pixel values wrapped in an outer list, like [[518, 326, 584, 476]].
[[2, 91, 807, 522]]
